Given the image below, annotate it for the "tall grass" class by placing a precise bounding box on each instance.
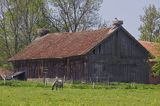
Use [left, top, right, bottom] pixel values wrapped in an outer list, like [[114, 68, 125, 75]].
[[0, 80, 160, 106], [0, 80, 160, 90], [0, 80, 50, 88]]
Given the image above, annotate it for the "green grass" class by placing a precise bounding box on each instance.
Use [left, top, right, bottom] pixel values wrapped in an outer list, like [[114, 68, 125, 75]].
[[0, 81, 160, 106]]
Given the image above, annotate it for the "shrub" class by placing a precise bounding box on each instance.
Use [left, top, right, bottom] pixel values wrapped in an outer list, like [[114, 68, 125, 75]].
[[152, 58, 160, 76], [0, 80, 50, 88]]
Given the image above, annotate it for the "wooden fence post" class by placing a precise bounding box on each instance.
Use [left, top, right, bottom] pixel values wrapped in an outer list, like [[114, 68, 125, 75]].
[[43, 72, 47, 87]]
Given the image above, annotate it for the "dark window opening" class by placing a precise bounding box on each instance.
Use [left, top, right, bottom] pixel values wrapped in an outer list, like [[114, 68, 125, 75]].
[[64, 58, 67, 63], [93, 49, 95, 54]]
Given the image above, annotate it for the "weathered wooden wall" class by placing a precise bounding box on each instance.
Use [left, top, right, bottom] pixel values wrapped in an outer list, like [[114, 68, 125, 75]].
[[86, 28, 150, 83], [12, 56, 85, 81]]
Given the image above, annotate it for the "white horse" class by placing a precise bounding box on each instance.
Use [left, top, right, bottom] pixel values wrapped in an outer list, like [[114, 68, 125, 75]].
[[52, 77, 64, 90]]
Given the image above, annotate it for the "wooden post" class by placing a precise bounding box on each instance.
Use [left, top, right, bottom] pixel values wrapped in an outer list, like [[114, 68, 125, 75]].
[[63, 75, 65, 82], [66, 58, 69, 80], [43, 72, 47, 86], [1, 75, 6, 85], [4, 78, 5, 85], [92, 82, 95, 89], [43, 68, 48, 87]]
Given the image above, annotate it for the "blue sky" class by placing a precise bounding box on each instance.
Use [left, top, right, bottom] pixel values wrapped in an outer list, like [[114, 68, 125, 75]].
[[99, 0, 160, 39]]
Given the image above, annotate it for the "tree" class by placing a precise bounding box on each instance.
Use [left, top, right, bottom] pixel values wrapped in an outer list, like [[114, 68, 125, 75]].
[[0, 0, 51, 69], [98, 20, 108, 29], [0, 0, 49, 56], [152, 58, 160, 76], [139, 4, 160, 42], [47, 0, 103, 32]]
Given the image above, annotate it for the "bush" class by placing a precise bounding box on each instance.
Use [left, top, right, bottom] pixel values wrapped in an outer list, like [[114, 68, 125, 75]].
[[152, 58, 160, 76], [0, 80, 50, 88]]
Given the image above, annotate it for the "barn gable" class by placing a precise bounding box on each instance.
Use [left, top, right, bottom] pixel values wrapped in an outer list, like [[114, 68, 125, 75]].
[[87, 26, 149, 58], [86, 26, 150, 83]]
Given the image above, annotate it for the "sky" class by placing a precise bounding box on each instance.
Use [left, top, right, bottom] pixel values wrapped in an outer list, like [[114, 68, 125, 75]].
[[99, 0, 160, 39]]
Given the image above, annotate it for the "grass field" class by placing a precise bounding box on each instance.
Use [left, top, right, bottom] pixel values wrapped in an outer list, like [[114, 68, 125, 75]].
[[0, 81, 160, 106]]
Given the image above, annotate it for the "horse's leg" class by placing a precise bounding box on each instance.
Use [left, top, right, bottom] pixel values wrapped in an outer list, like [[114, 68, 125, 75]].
[[60, 81, 63, 89], [55, 85, 58, 90], [52, 84, 55, 90]]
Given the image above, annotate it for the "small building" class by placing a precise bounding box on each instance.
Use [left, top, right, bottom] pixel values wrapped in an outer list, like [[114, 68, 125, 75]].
[[139, 41, 160, 84], [139, 41, 160, 63], [8, 71, 27, 80], [9, 21, 150, 83], [0, 68, 26, 80]]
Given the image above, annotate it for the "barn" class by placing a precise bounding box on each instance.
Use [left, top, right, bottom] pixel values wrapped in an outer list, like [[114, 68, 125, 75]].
[[139, 41, 160, 84], [9, 21, 150, 83], [139, 41, 160, 63]]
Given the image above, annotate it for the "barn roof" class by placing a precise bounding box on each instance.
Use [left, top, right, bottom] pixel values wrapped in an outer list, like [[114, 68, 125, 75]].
[[9, 26, 150, 61], [139, 41, 160, 58], [9, 27, 118, 61]]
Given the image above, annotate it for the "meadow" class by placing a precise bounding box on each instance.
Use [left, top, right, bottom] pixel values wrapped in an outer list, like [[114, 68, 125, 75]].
[[0, 80, 160, 106]]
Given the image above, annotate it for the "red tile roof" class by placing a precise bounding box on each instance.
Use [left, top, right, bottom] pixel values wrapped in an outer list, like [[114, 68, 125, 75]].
[[9, 28, 116, 61], [139, 41, 160, 57]]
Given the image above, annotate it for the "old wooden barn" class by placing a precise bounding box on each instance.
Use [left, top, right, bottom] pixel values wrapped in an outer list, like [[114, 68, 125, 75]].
[[9, 21, 150, 83]]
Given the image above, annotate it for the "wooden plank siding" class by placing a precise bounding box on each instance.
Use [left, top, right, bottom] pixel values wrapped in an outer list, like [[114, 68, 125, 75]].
[[12, 56, 86, 81], [87, 29, 149, 83]]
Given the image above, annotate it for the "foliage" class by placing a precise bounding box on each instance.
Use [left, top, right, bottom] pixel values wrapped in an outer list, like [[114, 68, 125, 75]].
[[0, 81, 160, 106], [139, 4, 160, 42], [0, 80, 49, 87], [48, 0, 103, 32], [69, 82, 158, 90], [0, 52, 10, 69], [152, 58, 160, 76], [0, 0, 49, 55], [0, 0, 53, 69], [152, 43, 160, 76]]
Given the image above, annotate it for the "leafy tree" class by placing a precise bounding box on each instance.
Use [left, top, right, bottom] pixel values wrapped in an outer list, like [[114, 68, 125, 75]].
[[48, 0, 103, 32], [0, 0, 49, 55], [139, 4, 160, 42], [0, 0, 51, 69]]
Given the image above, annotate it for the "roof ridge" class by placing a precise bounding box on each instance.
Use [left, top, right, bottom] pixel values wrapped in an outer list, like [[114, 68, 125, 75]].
[[46, 27, 111, 35]]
